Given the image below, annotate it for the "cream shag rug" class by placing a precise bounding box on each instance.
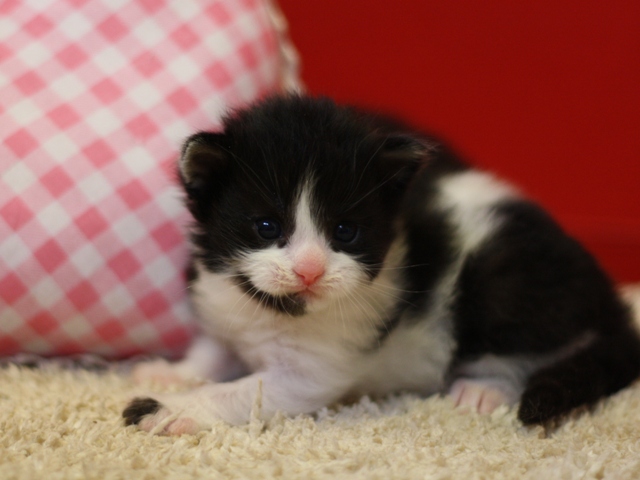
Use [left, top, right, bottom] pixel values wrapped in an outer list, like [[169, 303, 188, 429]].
[[2, 286, 640, 480]]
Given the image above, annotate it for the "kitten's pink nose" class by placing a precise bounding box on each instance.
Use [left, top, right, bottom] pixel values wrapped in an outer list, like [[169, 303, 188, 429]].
[[294, 259, 325, 287]]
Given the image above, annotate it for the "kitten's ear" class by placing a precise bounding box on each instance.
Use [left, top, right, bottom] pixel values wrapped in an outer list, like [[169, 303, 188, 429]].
[[179, 132, 231, 219], [379, 134, 430, 190]]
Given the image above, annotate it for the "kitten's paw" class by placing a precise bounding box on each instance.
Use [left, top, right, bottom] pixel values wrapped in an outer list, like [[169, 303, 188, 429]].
[[123, 397, 162, 426], [122, 396, 203, 436], [131, 359, 202, 388], [449, 378, 517, 414]]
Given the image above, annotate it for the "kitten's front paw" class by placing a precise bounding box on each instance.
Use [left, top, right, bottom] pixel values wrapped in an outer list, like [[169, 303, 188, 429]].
[[131, 359, 202, 388], [123, 396, 202, 436], [449, 378, 517, 414], [123, 397, 162, 427]]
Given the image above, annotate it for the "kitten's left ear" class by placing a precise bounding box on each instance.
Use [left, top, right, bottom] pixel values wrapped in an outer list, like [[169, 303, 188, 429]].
[[179, 132, 231, 219], [179, 132, 230, 185], [379, 134, 430, 190]]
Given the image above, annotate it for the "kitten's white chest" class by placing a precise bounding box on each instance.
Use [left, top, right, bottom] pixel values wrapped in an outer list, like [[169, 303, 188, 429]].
[[190, 269, 277, 367], [191, 259, 458, 398], [190, 267, 348, 370]]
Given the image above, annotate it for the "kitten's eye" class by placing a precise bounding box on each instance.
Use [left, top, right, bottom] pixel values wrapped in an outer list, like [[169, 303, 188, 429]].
[[334, 222, 358, 243], [256, 219, 282, 240]]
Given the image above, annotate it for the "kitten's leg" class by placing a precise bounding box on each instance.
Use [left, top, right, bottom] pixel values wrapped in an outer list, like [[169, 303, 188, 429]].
[[123, 368, 348, 435], [518, 327, 640, 425], [450, 329, 640, 424], [131, 335, 246, 387]]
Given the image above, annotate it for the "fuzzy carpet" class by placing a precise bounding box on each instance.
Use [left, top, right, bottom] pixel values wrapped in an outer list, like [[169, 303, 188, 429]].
[[2, 286, 640, 480]]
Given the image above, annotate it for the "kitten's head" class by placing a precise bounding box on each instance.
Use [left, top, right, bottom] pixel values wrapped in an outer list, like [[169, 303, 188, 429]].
[[180, 95, 429, 316]]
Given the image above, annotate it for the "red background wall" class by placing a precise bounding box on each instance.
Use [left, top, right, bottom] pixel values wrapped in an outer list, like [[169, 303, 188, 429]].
[[278, 0, 640, 282]]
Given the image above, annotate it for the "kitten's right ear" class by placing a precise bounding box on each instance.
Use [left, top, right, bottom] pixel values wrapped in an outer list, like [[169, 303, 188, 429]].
[[378, 134, 431, 192], [179, 132, 231, 219]]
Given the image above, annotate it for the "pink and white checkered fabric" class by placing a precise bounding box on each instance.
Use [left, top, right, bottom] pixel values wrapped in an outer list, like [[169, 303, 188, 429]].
[[0, 0, 299, 358]]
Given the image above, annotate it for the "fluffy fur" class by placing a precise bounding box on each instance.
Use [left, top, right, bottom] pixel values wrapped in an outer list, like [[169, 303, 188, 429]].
[[123, 95, 640, 435]]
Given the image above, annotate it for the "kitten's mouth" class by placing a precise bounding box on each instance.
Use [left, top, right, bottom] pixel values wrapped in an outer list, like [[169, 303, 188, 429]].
[[293, 285, 321, 299], [235, 274, 307, 316]]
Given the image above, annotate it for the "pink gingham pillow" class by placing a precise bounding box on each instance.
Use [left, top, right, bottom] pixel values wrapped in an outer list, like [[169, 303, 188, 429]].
[[0, 0, 300, 358]]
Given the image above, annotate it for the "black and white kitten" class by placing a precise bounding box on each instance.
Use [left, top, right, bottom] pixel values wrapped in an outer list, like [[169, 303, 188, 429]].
[[124, 95, 640, 435]]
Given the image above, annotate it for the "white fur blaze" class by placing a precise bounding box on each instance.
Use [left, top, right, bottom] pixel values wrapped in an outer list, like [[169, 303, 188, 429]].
[[290, 187, 327, 287]]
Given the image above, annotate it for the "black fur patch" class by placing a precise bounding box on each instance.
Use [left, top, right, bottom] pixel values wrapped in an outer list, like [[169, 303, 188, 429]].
[[452, 200, 630, 358], [370, 145, 465, 347], [123, 397, 162, 426], [401, 145, 463, 314]]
